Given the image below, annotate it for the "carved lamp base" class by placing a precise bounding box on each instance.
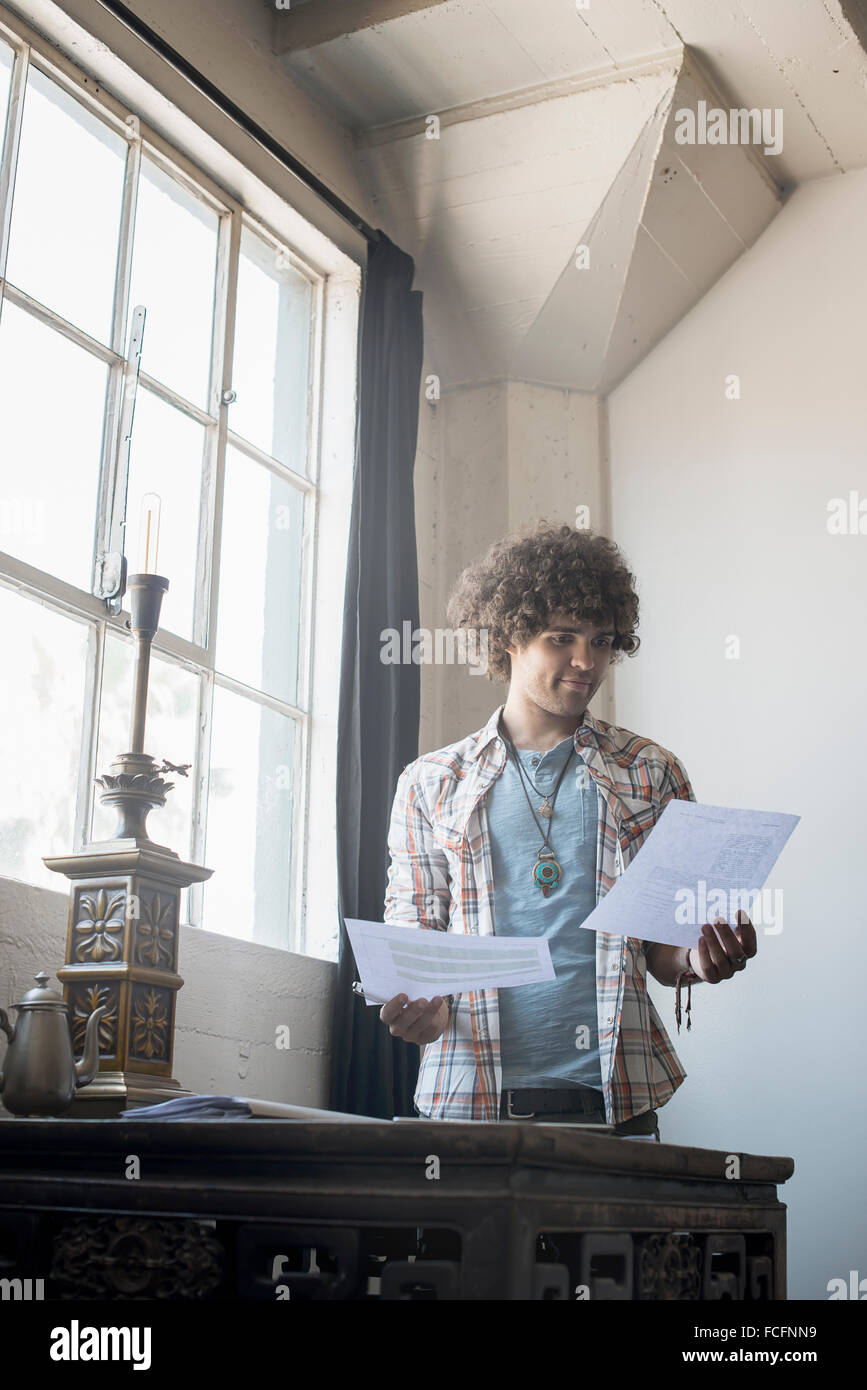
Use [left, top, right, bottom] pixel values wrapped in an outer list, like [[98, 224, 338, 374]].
[[43, 842, 212, 1118]]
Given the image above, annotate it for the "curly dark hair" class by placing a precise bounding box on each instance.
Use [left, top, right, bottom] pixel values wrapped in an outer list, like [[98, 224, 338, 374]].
[[445, 520, 641, 683]]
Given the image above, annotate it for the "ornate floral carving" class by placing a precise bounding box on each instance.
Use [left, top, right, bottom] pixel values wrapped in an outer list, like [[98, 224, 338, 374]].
[[94, 771, 174, 796], [70, 983, 118, 1054], [129, 985, 170, 1061], [637, 1233, 702, 1300], [134, 892, 176, 969], [73, 888, 126, 962], [50, 1216, 225, 1299]]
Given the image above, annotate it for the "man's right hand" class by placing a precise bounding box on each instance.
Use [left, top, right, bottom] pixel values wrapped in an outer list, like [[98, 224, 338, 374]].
[[380, 993, 449, 1045]]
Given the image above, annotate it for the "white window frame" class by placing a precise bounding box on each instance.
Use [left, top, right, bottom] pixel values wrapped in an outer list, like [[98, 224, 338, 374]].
[[0, 5, 361, 961]]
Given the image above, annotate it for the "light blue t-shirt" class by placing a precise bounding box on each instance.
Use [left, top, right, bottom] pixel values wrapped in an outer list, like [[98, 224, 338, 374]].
[[487, 733, 603, 1090]]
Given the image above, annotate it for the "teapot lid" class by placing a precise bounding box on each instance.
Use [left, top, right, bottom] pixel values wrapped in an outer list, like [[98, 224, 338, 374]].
[[14, 971, 66, 1009]]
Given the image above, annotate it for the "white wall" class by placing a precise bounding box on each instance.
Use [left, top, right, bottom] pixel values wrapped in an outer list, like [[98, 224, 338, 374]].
[[606, 165, 867, 1299]]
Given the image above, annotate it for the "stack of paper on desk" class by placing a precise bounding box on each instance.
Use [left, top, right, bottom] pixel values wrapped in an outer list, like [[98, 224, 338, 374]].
[[120, 1094, 381, 1122]]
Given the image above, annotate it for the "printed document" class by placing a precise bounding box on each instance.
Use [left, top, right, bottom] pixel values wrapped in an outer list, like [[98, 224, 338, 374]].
[[345, 918, 555, 1004], [579, 800, 800, 948]]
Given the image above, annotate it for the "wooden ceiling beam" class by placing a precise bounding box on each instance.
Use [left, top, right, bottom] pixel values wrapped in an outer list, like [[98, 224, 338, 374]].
[[272, 0, 455, 55]]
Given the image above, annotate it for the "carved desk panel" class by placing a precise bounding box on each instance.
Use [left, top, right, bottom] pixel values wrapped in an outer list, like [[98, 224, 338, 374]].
[[0, 1118, 793, 1301]]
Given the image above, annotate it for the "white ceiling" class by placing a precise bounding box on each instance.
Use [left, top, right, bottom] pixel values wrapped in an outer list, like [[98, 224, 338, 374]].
[[282, 1, 673, 126], [361, 72, 678, 379], [277, 0, 867, 179], [272, 1, 867, 389]]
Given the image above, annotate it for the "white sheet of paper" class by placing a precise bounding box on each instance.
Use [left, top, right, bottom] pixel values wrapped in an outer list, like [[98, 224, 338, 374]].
[[346, 918, 555, 1004], [579, 800, 800, 948]]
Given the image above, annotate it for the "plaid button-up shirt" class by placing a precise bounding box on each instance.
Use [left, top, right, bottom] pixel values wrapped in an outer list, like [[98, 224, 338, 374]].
[[383, 703, 697, 1124]]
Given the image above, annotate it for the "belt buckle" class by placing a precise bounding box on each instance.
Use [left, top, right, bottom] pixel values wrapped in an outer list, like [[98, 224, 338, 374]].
[[505, 1089, 535, 1119]]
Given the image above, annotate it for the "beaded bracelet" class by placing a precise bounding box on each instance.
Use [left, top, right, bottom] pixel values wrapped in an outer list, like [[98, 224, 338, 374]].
[[674, 949, 700, 1034]]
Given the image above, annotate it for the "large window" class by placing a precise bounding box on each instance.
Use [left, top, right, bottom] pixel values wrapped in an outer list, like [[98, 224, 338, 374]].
[[0, 21, 334, 952]]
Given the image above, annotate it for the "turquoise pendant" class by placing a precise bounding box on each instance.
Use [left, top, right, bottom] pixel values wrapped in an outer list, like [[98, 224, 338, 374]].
[[534, 849, 561, 897]]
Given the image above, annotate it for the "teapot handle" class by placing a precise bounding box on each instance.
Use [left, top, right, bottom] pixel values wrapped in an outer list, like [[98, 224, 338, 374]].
[[0, 1007, 12, 1092]]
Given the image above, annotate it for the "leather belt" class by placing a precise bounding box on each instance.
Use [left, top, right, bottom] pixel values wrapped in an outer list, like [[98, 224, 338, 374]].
[[501, 1086, 605, 1118]]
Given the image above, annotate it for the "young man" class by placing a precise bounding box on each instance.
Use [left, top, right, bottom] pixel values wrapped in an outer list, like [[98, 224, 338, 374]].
[[379, 522, 756, 1139]]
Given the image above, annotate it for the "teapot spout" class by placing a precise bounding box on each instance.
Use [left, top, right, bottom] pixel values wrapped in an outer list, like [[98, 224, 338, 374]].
[[74, 1005, 108, 1088]]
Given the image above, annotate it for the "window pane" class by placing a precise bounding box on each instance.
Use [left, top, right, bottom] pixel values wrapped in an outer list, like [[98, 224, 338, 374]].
[[216, 446, 304, 704], [6, 65, 126, 343], [203, 686, 297, 947], [0, 585, 90, 888], [0, 301, 107, 589], [91, 631, 198, 870], [127, 156, 219, 408], [124, 388, 205, 641], [230, 225, 313, 475]]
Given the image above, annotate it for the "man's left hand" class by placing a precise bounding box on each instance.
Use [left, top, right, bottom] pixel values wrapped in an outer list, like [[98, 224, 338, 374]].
[[688, 910, 757, 983]]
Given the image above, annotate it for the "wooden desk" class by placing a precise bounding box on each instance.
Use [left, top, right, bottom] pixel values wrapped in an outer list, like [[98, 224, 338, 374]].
[[0, 1118, 793, 1300]]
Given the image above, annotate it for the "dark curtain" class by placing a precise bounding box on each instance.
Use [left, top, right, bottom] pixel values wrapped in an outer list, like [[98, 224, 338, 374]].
[[330, 232, 424, 1118]]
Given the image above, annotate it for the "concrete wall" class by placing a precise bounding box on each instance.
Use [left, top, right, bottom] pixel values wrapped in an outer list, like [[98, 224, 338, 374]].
[[415, 378, 613, 754], [606, 165, 867, 1299], [0, 873, 335, 1117]]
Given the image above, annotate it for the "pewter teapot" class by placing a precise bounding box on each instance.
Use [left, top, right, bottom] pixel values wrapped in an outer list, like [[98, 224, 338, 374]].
[[0, 972, 107, 1116]]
